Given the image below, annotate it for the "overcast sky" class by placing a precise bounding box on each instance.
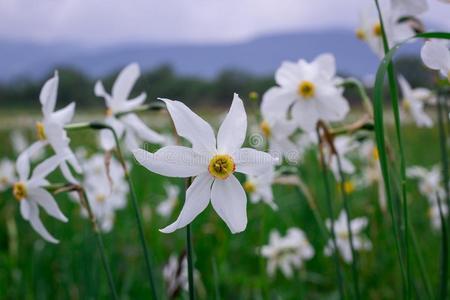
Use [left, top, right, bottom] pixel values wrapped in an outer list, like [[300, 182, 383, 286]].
[[1, 0, 449, 47]]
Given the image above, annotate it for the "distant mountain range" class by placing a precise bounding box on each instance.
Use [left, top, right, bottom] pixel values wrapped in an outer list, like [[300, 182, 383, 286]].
[[0, 29, 421, 83]]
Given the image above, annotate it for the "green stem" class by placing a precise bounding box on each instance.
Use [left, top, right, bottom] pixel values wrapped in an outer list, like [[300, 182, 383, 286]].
[[105, 123, 159, 300], [186, 178, 195, 300], [436, 194, 448, 300], [373, 0, 411, 297], [340, 78, 373, 117], [316, 130, 346, 299], [79, 188, 118, 300], [335, 153, 361, 300], [437, 93, 450, 220], [212, 257, 221, 300]]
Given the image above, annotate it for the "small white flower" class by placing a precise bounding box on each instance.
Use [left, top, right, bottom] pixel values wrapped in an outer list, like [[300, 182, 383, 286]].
[[133, 94, 276, 234], [428, 203, 449, 231], [157, 183, 180, 218], [0, 158, 17, 191], [324, 211, 372, 263], [95, 63, 165, 151], [398, 76, 434, 127], [261, 53, 349, 132], [407, 165, 446, 204], [421, 40, 450, 81], [260, 228, 314, 278], [244, 167, 277, 210], [13, 152, 68, 243], [25, 71, 81, 184], [356, 6, 416, 58], [77, 153, 128, 232]]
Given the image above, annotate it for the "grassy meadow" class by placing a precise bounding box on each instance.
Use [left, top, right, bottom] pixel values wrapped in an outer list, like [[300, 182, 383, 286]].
[[0, 108, 445, 299]]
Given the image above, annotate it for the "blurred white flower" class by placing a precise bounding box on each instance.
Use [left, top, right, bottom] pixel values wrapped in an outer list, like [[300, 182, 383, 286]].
[[10, 130, 45, 161], [407, 165, 446, 204], [428, 203, 449, 231], [398, 76, 434, 127], [261, 53, 349, 132], [324, 211, 372, 263], [77, 153, 128, 232], [133, 94, 276, 234], [356, 6, 416, 58], [244, 167, 277, 210], [13, 152, 67, 243], [325, 136, 358, 178], [95, 63, 165, 151], [25, 71, 81, 184], [260, 228, 314, 278], [421, 40, 450, 81], [0, 158, 17, 191], [163, 253, 202, 298], [157, 183, 180, 218]]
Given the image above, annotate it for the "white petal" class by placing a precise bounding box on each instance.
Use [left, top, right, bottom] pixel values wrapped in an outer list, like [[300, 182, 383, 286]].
[[314, 53, 336, 79], [211, 175, 247, 233], [291, 101, 319, 132], [99, 117, 125, 151], [133, 147, 207, 178], [159, 98, 216, 154], [22, 140, 47, 161], [40, 71, 58, 116], [391, 0, 428, 16], [217, 93, 247, 153], [28, 188, 68, 222], [261, 87, 296, 121], [234, 148, 277, 176], [121, 114, 165, 144], [112, 63, 140, 102], [398, 76, 412, 99], [95, 81, 114, 108], [421, 41, 450, 73], [20, 200, 30, 220], [28, 201, 59, 243], [350, 217, 368, 233], [160, 173, 213, 233], [30, 155, 62, 182], [60, 161, 79, 184], [275, 61, 302, 87], [16, 150, 31, 181], [118, 93, 146, 112], [51, 102, 75, 125]]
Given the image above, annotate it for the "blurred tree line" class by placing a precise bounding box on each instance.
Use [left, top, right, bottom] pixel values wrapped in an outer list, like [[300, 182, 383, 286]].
[[0, 56, 434, 110]]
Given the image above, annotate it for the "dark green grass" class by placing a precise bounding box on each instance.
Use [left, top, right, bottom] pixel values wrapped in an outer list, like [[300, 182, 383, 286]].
[[0, 123, 445, 299]]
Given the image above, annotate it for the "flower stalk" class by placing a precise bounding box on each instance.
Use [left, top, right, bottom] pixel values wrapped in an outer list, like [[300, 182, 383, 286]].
[[186, 177, 195, 300]]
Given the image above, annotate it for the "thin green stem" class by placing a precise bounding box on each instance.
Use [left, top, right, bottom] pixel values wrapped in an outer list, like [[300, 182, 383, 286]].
[[212, 257, 221, 300], [186, 178, 195, 300], [437, 93, 450, 218], [105, 124, 159, 300], [436, 194, 448, 300], [79, 188, 118, 300], [335, 153, 361, 300], [340, 78, 373, 117], [373, 0, 411, 297], [316, 129, 346, 299]]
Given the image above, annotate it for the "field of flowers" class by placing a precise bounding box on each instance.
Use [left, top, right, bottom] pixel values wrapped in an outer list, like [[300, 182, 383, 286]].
[[0, 0, 449, 299]]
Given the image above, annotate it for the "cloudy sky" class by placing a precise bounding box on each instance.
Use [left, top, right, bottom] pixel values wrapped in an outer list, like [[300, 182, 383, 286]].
[[1, 0, 449, 47]]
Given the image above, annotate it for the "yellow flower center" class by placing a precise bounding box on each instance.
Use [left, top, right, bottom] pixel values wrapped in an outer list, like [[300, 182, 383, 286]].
[[338, 181, 355, 194], [402, 99, 411, 112], [260, 120, 271, 138], [13, 182, 27, 201], [372, 147, 379, 161], [338, 231, 349, 240], [243, 181, 256, 193], [248, 91, 259, 102], [208, 154, 235, 180], [96, 194, 106, 203], [373, 23, 382, 36], [35, 122, 46, 141], [106, 108, 113, 116], [297, 81, 315, 99], [355, 28, 366, 40]]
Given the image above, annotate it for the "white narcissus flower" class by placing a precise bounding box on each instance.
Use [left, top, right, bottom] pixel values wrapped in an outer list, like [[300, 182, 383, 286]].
[[157, 183, 180, 218], [324, 211, 372, 263], [13, 152, 68, 243], [0, 159, 17, 191], [356, 6, 416, 58], [95, 63, 165, 151], [261, 54, 349, 133], [133, 94, 276, 233], [407, 165, 446, 204], [77, 153, 129, 233], [243, 167, 277, 210], [260, 228, 314, 278], [398, 76, 434, 128], [26, 71, 81, 184], [421, 40, 450, 81]]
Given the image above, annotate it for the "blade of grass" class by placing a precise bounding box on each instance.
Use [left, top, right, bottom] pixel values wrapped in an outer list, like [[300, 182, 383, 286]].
[[186, 177, 195, 300], [436, 194, 448, 300]]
